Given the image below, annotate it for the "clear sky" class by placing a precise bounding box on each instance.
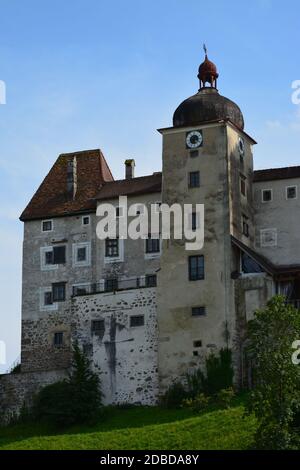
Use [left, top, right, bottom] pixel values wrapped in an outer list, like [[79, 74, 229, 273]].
[[0, 0, 300, 372]]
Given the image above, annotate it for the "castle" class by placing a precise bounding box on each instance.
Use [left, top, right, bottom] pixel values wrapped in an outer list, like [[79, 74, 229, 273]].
[[1, 52, 300, 415]]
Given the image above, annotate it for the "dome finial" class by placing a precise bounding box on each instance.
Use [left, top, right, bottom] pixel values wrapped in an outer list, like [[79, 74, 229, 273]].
[[198, 46, 219, 90]]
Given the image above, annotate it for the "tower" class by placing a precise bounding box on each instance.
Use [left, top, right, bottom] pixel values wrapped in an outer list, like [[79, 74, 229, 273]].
[[157, 50, 256, 391]]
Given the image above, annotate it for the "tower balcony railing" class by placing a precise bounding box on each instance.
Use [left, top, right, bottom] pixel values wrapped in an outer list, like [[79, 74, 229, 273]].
[[72, 274, 157, 297]]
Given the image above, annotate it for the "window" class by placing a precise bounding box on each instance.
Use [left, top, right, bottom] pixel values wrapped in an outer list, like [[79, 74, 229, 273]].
[[190, 150, 199, 158], [262, 189, 272, 203], [41, 245, 66, 270], [105, 278, 118, 292], [286, 186, 297, 200], [105, 239, 119, 257], [145, 274, 157, 287], [192, 307, 206, 316], [145, 237, 160, 254], [53, 246, 66, 264], [82, 216, 90, 226], [73, 284, 90, 296], [240, 175, 246, 197], [54, 332, 64, 347], [44, 291, 53, 306], [52, 282, 66, 302], [260, 229, 277, 247], [91, 320, 105, 336], [130, 315, 145, 327], [189, 171, 200, 188], [193, 340, 202, 348], [242, 214, 249, 237], [42, 220, 53, 232], [189, 255, 204, 281], [73, 242, 90, 267]]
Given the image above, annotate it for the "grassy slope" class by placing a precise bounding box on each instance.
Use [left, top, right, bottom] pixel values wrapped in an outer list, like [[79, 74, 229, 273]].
[[0, 401, 256, 450]]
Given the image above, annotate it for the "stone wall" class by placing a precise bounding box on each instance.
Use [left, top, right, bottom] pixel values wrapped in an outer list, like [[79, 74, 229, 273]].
[[71, 287, 158, 405], [0, 369, 68, 423]]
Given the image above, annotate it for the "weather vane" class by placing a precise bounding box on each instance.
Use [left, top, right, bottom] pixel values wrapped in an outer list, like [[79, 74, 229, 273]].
[[203, 43, 207, 55]]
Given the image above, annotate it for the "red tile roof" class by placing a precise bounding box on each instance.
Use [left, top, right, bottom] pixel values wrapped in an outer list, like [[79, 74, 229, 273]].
[[96, 172, 162, 201], [20, 149, 114, 221], [254, 166, 300, 182]]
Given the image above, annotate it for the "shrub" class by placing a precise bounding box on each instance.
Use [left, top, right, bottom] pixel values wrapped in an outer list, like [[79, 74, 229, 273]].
[[185, 368, 205, 398], [182, 393, 210, 413], [34, 343, 103, 427], [215, 387, 235, 409], [161, 381, 187, 408], [203, 348, 234, 395], [246, 295, 300, 449]]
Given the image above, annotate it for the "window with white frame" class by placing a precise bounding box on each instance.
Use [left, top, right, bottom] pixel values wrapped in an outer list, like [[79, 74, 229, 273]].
[[41, 220, 53, 232], [260, 228, 277, 247], [40, 245, 66, 271], [262, 189, 273, 203], [72, 242, 91, 267], [145, 234, 161, 259], [39, 287, 58, 311], [104, 238, 124, 263], [286, 185, 297, 200]]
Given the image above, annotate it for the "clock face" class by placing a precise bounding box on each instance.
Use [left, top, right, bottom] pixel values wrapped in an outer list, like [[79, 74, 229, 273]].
[[186, 130, 203, 149], [238, 137, 245, 156]]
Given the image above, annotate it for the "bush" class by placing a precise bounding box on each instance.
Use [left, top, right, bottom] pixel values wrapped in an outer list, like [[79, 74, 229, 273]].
[[185, 368, 205, 398], [34, 343, 103, 427], [203, 349, 234, 395], [182, 393, 210, 413], [215, 388, 235, 409], [161, 381, 187, 408]]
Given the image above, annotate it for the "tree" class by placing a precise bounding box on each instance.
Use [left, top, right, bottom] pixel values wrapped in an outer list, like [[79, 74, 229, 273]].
[[246, 295, 300, 449], [35, 342, 103, 427]]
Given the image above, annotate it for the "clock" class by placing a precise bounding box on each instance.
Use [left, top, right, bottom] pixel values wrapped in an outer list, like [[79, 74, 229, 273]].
[[238, 137, 245, 156], [186, 130, 203, 149]]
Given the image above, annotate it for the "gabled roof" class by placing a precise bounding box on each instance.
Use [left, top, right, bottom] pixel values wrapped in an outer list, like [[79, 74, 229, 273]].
[[20, 149, 114, 221], [253, 166, 300, 182], [96, 172, 162, 201]]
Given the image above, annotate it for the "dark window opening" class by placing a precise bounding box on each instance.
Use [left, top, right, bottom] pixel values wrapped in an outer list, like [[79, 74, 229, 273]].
[[53, 246, 66, 264], [91, 320, 105, 336], [52, 282, 66, 302], [130, 315, 144, 327], [189, 255, 204, 281], [193, 351, 199, 356], [146, 237, 160, 253], [287, 186, 297, 199], [105, 238, 119, 257], [73, 285, 89, 296], [193, 340, 202, 348], [42, 220, 52, 232], [83, 216, 90, 225], [241, 253, 264, 274], [262, 189, 272, 202], [105, 278, 118, 292], [44, 291, 53, 306], [77, 247, 87, 262], [242, 215, 249, 237], [190, 150, 199, 158], [189, 171, 200, 188], [45, 250, 53, 265], [146, 275, 157, 287], [240, 176, 246, 197], [192, 306, 206, 316], [54, 332, 63, 347]]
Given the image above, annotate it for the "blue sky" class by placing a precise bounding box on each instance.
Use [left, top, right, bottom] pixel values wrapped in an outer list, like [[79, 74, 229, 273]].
[[0, 0, 300, 372]]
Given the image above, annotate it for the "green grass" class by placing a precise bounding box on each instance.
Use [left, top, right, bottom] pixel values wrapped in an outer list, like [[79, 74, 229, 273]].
[[0, 398, 256, 450]]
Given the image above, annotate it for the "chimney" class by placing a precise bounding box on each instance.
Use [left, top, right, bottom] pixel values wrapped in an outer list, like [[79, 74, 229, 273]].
[[125, 159, 135, 179], [67, 156, 77, 199]]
